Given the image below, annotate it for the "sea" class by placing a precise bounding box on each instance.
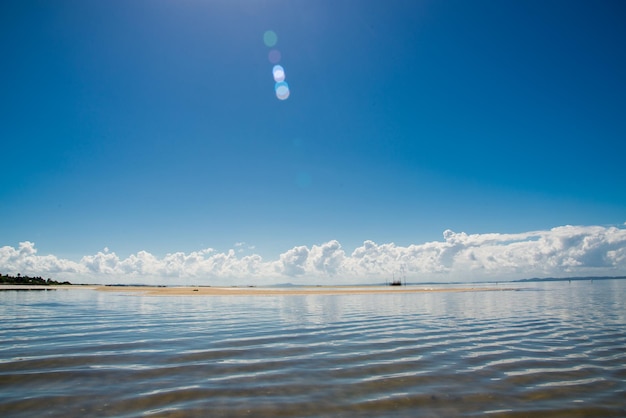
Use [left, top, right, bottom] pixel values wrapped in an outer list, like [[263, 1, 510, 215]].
[[1, 280, 625, 417]]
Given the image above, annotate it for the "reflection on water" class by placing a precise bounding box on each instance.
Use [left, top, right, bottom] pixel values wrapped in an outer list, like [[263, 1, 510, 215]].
[[1, 281, 625, 417]]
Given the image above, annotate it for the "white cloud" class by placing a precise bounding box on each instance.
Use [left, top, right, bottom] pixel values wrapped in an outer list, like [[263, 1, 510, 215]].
[[1, 224, 626, 285], [0, 241, 84, 275], [275, 245, 309, 276]]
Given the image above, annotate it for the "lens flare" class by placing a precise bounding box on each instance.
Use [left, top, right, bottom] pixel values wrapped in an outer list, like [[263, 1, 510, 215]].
[[264, 30, 290, 100], [263, 30, 277, 47], [268, 49, 281, 64], [272, 65, 286, 82], [275, 81, 290, 100], [274, 81, 288, 91]]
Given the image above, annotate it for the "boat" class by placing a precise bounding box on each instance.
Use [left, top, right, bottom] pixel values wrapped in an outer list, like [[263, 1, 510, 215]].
[[388, 272, 405, 286]]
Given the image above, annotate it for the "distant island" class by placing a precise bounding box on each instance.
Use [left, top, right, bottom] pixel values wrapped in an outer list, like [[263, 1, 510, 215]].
[[0, 273, 71, 286], [512, 276, 626, 283]]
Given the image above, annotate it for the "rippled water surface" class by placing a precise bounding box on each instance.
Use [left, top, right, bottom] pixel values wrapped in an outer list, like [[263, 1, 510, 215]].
[[1, 280, 625, 417]]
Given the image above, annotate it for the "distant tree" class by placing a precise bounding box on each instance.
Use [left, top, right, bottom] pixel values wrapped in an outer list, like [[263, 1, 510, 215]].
[[0, 274, 71, 286]]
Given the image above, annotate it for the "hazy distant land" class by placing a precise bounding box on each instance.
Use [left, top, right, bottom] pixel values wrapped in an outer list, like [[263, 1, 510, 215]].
[[512, 276, 626, 283], [1, 273, 625, 293]]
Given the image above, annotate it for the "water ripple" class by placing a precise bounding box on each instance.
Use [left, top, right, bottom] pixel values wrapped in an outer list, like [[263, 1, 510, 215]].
[[1, 283, 625, 417]]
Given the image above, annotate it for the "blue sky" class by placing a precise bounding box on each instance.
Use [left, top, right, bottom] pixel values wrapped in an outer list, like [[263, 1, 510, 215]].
[[1, 1, 625, 283]]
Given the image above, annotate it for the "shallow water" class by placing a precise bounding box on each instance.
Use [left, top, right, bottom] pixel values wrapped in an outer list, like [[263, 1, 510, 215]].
[[1, 280, 625, 417]]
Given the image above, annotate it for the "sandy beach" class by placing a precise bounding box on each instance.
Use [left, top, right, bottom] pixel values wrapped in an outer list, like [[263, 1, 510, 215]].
[[94, 285, 514, 296], [1, 284, 514, 296]]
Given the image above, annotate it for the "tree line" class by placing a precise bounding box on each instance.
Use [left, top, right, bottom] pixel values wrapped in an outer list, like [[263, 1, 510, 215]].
[[0, 273, 71, 286]]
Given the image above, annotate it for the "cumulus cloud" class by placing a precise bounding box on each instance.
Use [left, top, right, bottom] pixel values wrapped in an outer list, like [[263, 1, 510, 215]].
[[1, 224, 626, 285], [273, 240, 346, 277], [275, 245, 309, 276]]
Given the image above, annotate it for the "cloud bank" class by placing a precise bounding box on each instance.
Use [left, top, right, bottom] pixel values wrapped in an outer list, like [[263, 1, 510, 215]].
[[2, 224, 626, 285]]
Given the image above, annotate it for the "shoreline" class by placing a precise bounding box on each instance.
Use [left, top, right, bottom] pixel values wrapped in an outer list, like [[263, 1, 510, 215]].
[[94, 285, 516, 296], [0, 284, 518, 296]]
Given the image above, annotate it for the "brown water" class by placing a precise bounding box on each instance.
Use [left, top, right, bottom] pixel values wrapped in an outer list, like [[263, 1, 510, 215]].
[[1, 281, 625, 417]]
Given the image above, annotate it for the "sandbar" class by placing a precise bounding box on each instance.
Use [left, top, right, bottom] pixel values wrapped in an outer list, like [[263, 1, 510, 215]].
[[95, 285, 514, 296]]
